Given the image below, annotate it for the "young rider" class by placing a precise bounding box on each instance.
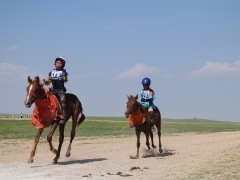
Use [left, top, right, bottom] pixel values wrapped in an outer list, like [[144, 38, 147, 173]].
[[139, 77, 156, 129], [46, 57, 68, 124]]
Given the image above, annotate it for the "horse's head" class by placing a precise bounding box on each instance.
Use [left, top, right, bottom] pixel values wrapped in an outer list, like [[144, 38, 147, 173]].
[[125, 94, 139, 118], [24, 76, 44, 108]]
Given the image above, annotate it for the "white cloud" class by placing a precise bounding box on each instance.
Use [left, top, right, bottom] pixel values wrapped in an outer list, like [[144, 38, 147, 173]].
[[0, 63, 29, 81], [118, 63, 160, 79], [5, 45, 19, 52], [191, 60, 240, 76]]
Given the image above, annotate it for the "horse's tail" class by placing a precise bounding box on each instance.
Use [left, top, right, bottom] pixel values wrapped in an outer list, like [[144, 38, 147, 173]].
[[77, 113, 85, 126]]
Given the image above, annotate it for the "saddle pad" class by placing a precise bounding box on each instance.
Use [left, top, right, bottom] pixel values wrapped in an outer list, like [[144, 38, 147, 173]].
[[32, 89, 62, 128], [129, 110, 145, 128]]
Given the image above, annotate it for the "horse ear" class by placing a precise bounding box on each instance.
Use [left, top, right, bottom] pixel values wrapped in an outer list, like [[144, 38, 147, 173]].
[[35, 76, 40, 83], [28, 76, 32, 83], [135, 94, 138, 99]]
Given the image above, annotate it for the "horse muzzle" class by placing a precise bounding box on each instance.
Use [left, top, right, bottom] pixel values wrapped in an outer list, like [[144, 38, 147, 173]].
[[125, 112, 130, 118], [24, 101, 32, 108]]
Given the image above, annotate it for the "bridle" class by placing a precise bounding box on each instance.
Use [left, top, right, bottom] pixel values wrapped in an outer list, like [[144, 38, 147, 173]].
[[126, 100, 141, 116], [26, 83, 46, 104]]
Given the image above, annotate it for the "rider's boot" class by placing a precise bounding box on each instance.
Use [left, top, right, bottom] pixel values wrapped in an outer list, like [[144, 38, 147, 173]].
[[148, 107, 155, 131]]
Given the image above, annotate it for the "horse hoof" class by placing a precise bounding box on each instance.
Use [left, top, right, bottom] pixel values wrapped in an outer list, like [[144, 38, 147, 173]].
[[159, 148, 163, 153], [129, 155, 139, 159], [52, 158, 58, 164], [65, 152, 71, 157], [152, 145, 157, 148], [28, 159, 33, 163]]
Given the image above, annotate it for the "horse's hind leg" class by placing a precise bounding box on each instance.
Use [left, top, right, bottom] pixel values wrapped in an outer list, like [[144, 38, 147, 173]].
[[28, 128, 43, 163], [66, 117, 78, 157], [47, 122, 58, 154], [149, 130, 156, 148], [156, 112, 163, 153], [66, 110, 85, 157], [53, 124, 65, 164], [144, 131, 151, 150], [157, 124, 163, 153]]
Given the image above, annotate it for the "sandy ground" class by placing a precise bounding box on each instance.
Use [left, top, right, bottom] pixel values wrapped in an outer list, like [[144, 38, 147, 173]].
[[0, 131, 240, 180]]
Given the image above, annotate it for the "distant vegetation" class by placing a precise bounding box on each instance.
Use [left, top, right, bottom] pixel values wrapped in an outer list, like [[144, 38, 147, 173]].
[[0, 116, 240, 140], [0, 113, 31, 119]]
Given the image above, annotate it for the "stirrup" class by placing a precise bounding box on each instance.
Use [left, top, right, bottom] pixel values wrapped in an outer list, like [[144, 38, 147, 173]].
[[59, 119, 66, 124]]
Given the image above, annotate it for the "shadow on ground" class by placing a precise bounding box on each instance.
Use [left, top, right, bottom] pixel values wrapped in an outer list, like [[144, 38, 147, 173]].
[[142, 148, 175, 158], [58, 158, 108, 165]]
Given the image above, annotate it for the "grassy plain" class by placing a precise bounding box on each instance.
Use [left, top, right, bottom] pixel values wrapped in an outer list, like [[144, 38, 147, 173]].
[[1, 117, 240, 140]]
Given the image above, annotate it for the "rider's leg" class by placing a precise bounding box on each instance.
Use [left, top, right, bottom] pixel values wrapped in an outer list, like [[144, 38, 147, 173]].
[[148, 106, 155, 130], [59, 92, 66, 124]]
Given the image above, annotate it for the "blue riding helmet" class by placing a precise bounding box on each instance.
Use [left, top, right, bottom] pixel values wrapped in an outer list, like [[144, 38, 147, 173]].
[[142, 77, 151, 85]]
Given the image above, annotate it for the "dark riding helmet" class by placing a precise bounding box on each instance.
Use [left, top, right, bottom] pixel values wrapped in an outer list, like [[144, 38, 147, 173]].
[[142, 77, 151, 85], [55, 57, 66, 68]]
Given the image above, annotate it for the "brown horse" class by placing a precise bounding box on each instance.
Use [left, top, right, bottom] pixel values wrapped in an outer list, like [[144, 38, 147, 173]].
[[125, 94, 162, 158], [24, 76, 85, 164]]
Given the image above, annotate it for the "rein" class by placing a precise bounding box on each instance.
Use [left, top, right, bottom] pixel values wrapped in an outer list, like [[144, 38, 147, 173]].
[[27, 87, 47, 104], [35, 90, 47, 102], [129, 101, 142, 115]]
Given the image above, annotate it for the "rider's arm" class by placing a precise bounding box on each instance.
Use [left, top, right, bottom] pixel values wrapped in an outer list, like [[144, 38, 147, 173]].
[[62, 70, 68, 82]]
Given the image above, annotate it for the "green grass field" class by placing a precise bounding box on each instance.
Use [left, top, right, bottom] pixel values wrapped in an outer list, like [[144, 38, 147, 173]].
[[0, 117, 240, 140]]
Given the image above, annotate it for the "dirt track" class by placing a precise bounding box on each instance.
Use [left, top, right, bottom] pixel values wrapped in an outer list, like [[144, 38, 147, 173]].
[[0, 131, 240, 179]]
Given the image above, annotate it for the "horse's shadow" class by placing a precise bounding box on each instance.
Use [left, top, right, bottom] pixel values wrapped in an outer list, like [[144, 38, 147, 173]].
[[30, 158, 108, 168], [142, 148, 175, 158], [58, 157, 108, 165]]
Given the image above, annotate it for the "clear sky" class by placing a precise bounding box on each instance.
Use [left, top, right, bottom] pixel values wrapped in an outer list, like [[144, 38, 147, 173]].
[[0, 0, 240, 122]]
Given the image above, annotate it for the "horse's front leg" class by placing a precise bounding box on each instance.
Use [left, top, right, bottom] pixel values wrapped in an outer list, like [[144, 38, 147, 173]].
[[53, 124, 65, 164], [136, 131, 141, 158], [47, 122, 58, 154], [28, 128, 43, 163], [130, 130, 141, 159]]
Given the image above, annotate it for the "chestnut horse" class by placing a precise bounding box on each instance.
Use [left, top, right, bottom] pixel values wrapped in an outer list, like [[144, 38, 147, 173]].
[[24, 76, 85, 164], [125, 94, 162, 158]]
